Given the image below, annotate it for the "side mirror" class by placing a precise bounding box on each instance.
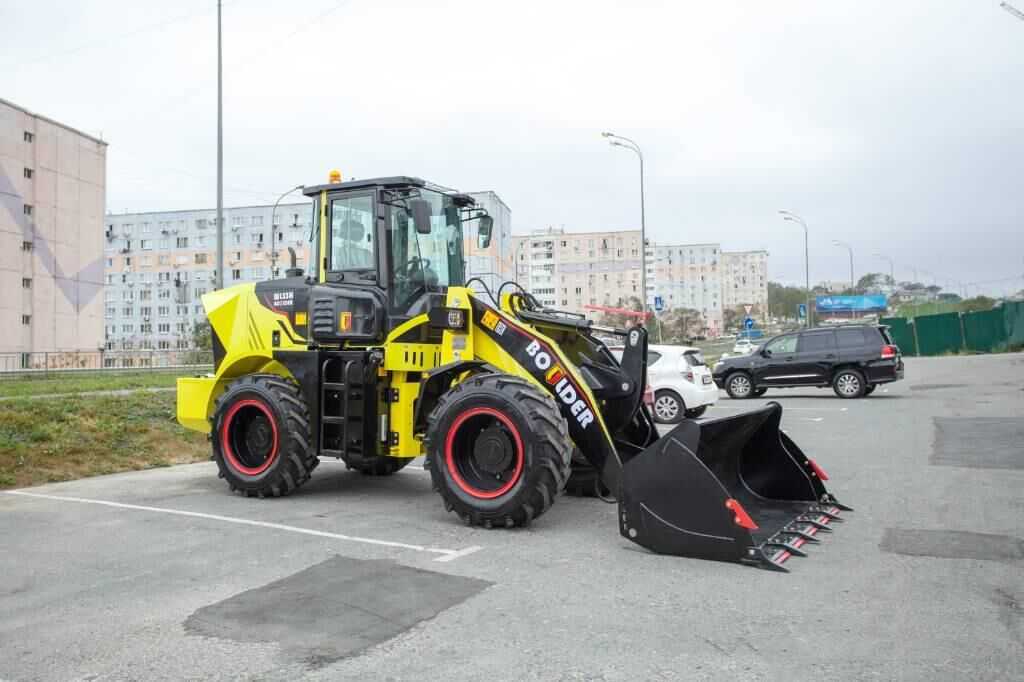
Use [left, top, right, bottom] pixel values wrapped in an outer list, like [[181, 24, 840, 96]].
[[410, 198, 432, 235], [477, 215, 493, 249], [760, 348, 772, 358]]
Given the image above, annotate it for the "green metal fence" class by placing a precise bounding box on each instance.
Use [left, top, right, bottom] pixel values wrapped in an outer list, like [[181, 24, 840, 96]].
[[880, 317, 918, 356], [962, 308, 1006, 353], [881, 301, 1023, 356]]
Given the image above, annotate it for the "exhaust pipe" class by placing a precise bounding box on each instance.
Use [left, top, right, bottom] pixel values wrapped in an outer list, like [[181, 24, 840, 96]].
[[617, 403, 850, 571]]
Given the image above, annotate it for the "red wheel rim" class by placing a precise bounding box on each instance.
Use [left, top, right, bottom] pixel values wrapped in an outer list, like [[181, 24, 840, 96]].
[[221, 399, 279, 475], [444, 407, 524, 499]]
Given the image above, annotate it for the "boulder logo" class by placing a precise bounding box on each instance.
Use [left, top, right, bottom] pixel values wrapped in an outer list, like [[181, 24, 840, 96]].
[[526, 340, 594, 429], [339, 312, 352, 332]]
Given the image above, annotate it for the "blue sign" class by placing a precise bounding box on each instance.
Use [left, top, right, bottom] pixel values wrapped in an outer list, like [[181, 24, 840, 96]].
[[743, 317, 754, 330], [653, 296, 664, 312], [798, 303, 807, 318], [815, 295, 888, 313]]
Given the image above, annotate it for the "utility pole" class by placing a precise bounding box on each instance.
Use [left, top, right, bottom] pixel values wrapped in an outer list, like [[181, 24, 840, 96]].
[[215, 0, 224, 290]]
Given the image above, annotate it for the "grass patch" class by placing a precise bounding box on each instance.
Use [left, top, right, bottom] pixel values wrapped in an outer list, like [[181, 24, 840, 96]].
[[0, 371, 186, 399], [0, 390, 209, 489]]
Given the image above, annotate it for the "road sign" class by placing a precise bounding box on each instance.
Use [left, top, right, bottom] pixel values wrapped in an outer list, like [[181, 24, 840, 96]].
[[744, 317, 754, 330], [798, 303, 807, 318], [654, 296, 664, 313], [743, 304, 753, 315]]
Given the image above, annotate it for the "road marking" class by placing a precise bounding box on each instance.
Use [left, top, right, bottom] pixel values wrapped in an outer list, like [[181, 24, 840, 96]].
[[709, 405, 848, 411], [790, 417, 825, 422], [3, 490, 481, 563]]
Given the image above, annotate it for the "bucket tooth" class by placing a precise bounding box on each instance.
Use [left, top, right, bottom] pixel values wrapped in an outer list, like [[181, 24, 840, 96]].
[[779, 528, 820, 543], [764, 539, 808, 558], [808, 506, 842, 521], [797, 516, 834, 532]]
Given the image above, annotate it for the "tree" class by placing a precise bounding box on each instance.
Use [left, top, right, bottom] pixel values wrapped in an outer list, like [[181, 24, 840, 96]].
[[658, 307, 703, 342], [767, 281, 806, 321], [191, 320, 212, 351], [847, 272, 888, 295], [594, 297, 644, 329]]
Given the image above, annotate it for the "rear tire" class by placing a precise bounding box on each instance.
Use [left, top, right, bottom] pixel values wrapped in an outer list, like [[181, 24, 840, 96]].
[[653, 390, 684, 424], [725, 372, 754, 399], [833, 368, 866, 399], [684, 405, 708, 419], [425, 374, 571, 528], [212, 374, 318, 498]]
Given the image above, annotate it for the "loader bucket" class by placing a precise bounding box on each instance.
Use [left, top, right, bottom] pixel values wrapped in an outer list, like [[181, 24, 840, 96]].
[[617, 402, 850, 571]]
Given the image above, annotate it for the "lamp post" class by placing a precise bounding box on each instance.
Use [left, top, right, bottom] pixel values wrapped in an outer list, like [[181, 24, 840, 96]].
[[215, 0, 224, 290], [900, 264, 919, 318], [831, 239, 855, 319], [873, 252, 895, 291], [922, 270, 940, 313], [779, 211, 811, 327], [270, 185, 304, 279], [602, 132, 647, 318]]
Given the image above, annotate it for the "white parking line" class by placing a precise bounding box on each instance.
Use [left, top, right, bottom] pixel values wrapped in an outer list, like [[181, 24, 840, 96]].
[[3, 490, 481, 563], [709, 405, 848, 411]]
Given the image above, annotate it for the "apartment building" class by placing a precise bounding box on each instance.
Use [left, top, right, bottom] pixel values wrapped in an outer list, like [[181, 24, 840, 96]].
[[721, 250, 769, 319], [103, 191, 510, 349], [1, 97, 107, 354], [511, 228, 645, 311], [103, 203, 311, 350], [649, 242, 723, 332], [510, 231, 770, 335]]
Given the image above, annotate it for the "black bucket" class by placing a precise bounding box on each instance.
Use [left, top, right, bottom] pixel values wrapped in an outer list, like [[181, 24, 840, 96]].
[[617, 403, 850, 571]]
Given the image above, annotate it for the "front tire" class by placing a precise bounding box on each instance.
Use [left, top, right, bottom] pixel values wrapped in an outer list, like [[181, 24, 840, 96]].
[[833, 368, 867, 399], [653, 390, 684, 424], [212, 374, 318, 498], [425, 374, 571, 528], [725, 372, 755, 399]]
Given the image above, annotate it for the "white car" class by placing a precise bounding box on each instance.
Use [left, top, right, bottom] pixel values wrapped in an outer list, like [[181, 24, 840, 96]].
[[732, 338, 758, 355], [610, 344, 718, 423]]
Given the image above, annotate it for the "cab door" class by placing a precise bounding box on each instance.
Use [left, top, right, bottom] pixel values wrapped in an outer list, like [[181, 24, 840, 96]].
[[308, 190, 387, 343]]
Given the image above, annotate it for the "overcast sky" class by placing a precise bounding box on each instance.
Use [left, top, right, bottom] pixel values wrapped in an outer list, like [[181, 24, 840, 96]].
[[2, 0, 1022, 295]]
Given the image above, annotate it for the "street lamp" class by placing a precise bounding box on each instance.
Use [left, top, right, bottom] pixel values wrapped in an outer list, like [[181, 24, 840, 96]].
[[602, 131, 647, 317], [779, 211, 811, 328], [873, 252, 896, 291], [900, 264, 919, 318], [270, 185, 305, 279], [831, 239, 855, 291]]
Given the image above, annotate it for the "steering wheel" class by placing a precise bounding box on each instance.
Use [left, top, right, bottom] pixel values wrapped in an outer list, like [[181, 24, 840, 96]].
[[393, 257, 431, 282]]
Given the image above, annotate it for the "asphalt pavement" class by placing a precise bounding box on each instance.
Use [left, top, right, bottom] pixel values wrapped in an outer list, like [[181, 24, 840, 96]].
[[1, 353, 1021, 680]]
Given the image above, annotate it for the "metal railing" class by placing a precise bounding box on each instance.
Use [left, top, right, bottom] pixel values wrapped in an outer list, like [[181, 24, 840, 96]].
[[0, 350, 214, 378]]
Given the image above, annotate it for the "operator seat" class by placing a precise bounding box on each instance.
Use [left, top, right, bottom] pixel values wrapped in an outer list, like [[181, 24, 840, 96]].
[[338, 217, 374, 268]]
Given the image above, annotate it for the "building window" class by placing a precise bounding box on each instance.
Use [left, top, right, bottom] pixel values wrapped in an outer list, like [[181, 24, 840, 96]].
[[22, 277, 31, 288], [22, 315, 31, 325], [24, 131, 33, 142], [176, 255, 188, 264], [158, 323, 170, 333], [141, 222, 151, 233], [232, 269, 242, 280], [195, 253, 207, 264], [22, 240, 33, 251], [252, 215, 264, 226], [23, 168, 33, 179], [23, 204, 32, 215], [176, 237, 188, 248], [140, 239, 151, 250]]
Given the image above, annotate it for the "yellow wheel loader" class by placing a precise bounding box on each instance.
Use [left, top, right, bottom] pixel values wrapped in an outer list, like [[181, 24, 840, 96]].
[[176, 174, 849, 571]]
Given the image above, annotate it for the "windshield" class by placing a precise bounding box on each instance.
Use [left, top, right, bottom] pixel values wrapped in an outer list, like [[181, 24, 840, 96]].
[[386, 188, 465, 309]]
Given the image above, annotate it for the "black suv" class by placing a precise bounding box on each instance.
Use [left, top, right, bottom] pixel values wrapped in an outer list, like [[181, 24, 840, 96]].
[[712, 325, 904, 399]]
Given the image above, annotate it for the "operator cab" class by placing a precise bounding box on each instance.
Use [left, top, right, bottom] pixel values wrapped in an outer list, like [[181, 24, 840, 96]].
[[301, 175, 492, 343]]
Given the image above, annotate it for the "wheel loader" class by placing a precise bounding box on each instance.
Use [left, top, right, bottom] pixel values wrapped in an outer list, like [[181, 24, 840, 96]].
[[176, 173, 849, 571]]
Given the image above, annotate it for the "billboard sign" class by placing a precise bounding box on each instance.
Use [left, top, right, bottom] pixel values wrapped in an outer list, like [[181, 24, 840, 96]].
[[815, 295, 888, 313]]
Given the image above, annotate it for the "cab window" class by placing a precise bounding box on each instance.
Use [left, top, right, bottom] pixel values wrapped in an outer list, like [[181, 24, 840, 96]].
[[764, 334, 797, 354], [329, 195, 374, 271]]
